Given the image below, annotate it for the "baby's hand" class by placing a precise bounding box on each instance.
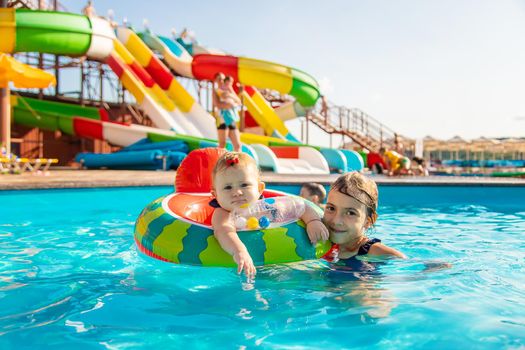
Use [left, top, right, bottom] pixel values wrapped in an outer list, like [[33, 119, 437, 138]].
[[233, 249, 256, 279], [306, 219, 329, 244]]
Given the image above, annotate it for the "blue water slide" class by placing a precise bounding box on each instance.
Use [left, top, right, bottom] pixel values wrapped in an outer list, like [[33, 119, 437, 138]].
[[75, 150, 186, 170], [319, 148, 347, 173], [339, 149, 364, 171], [165, 151, 187, 169], [158, 35, 186, 57], [121, 139, 189, 153], [250, 144, 278, 172], [234, 144, 259, 165]]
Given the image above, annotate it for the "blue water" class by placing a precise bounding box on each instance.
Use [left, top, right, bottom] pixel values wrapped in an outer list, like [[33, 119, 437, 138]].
[[1, 185, 524, 349]]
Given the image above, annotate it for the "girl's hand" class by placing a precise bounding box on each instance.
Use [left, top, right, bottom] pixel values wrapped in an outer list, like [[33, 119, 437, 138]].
[[306, 219, 329, 244], [233, 250, 256, 279]]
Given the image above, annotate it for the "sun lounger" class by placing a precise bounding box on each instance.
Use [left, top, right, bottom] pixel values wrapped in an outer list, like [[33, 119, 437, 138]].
[[21, 158, 59, 173], [0, 156, 58, 174]]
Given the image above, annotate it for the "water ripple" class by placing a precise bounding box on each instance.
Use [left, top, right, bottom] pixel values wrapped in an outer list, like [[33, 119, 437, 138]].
[[0, 187, 524, 348]]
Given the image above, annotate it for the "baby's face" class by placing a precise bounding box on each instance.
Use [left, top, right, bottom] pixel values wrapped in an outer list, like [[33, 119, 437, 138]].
[[213, 166, 264, 211]]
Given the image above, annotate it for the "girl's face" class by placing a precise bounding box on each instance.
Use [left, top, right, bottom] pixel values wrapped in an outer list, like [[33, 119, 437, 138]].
[[212, 166, 265, 211], [323, 190, 370, 246]]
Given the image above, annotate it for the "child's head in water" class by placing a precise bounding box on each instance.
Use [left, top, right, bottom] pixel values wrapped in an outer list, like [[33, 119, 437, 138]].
[[323, 172, 378, 246], [300, 183, 326, 206], [211, 152, 265, 212]]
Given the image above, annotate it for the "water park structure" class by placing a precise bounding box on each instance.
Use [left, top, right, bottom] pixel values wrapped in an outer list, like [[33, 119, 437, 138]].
[[0, 1, 416, 175]]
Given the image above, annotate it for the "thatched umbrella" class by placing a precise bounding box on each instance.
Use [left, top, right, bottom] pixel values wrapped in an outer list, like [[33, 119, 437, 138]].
[[446, 135, 470, 160], [422, 136, 442, 150], [422, 135, 446, 160], [0, 53, 56, 155], [470, 137, 500, 160], [500, 138, 525, 159]]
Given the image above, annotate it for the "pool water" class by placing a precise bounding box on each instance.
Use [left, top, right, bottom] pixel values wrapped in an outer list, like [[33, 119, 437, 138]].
[[1, 186, 524, 349]]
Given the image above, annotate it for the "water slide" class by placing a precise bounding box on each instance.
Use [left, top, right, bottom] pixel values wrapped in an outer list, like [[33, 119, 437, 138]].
[[1, 9, 337, 173], [0, 8, 188, 134], [176, 36, 364, 172], [11, 95, 190, 169], [114, 27, 218, 138], [140, 31, 363, 172], [152, 33, 320, 107], [11, 95, 214, 149], [183, 39, 308, 122], [119, 28, 336, 174], [12, 95, 352, 173], [1, 10, 260, 152], [120, 29, 292, 143], [139, 31, 308, 140]]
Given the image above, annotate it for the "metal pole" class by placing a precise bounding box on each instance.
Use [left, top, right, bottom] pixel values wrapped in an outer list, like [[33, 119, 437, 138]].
[[55, 55, 60, 96], [0, 86, 11, 155], [99, 63, 104, 104], [38, 53, 44, 99], [305, 113, 310, 144], [80, 60, 85, 106], [38, 129, 43, 158], [208, 81, 212, 113], [239, 84, 245, 132], [300, 118, 304, 142], [197, 80, 202, 105]]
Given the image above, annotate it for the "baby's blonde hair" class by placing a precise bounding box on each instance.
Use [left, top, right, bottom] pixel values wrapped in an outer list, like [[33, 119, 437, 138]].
[[212, 152, 259, 182], [330, 172, 379, 225]]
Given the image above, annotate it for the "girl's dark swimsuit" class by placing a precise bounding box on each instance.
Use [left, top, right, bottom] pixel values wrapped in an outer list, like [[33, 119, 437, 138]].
[[357, 238, 382, 255], [323, 238, 382, 262]]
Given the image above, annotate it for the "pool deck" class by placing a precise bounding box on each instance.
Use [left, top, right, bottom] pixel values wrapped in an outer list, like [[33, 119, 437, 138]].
[[1, 169, 525, 190]]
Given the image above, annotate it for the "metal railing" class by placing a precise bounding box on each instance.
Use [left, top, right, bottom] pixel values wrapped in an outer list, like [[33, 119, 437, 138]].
[[308, 97, 402, 152]]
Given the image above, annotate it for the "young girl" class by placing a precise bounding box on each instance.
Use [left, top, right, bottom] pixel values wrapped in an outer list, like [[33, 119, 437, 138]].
[[323, 172, 406, 262], [211, 152, 329, 278]]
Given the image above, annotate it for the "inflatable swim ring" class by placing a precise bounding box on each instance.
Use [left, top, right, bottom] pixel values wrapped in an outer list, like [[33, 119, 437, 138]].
[[134, 148, 330, 266]]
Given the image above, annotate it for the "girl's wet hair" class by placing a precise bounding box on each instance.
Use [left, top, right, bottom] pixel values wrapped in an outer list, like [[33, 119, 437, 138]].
[[212, 152, 259, 180], [330, 172, 378, 224]]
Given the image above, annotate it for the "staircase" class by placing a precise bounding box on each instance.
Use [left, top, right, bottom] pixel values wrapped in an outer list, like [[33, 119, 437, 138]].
[[307, 99, 401, 152]]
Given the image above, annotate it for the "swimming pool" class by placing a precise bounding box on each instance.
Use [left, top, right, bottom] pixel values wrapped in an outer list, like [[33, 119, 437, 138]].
[[1, 185, 524, 348]]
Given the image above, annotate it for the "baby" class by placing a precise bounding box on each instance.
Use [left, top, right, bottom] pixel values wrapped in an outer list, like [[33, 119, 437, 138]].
[[211, 152, 329, 278], [217, 75, 241, 109]]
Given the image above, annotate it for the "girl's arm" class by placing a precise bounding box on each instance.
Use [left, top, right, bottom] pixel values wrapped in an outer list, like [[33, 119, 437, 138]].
[[212, 208, 256, 277], [300, 204, 329, 244], [368, 243, 407, 259]]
